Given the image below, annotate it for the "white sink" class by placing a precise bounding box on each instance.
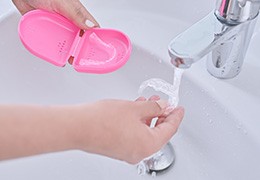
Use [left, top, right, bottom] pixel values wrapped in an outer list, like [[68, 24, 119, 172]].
[[1, 0, 260, 179]]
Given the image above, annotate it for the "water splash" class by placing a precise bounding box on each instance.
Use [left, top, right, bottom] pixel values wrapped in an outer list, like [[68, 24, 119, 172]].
[[137, 162, 147, 176]]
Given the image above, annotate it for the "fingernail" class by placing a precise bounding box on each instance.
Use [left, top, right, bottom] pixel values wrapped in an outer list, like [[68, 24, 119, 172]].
[[155, 100, 169, 109], [149, 95, 160, 101], [85, 19, 95, 28], [164, 106, 175, 116]]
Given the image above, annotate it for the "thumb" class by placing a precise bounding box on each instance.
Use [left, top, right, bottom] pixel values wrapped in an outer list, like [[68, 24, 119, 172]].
[[151, 107, 184, 148], [53, 0, 99, 29]]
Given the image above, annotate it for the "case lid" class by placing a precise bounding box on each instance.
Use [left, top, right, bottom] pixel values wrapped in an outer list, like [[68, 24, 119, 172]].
[[18, 10, 132, 74]]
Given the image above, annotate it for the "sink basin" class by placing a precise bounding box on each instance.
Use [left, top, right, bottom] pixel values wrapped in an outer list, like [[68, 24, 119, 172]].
[[1, 0, 260, 179]]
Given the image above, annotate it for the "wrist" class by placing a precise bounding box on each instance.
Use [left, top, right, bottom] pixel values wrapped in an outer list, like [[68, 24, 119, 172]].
[[46, 104, 87, 152], [63, 103, 95, 151]]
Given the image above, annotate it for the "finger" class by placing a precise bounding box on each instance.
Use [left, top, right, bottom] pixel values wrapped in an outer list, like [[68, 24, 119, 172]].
[[155, 106, 175, 125], [136, 95, 159, 102], [148, 95, 160, 101], [138, 100, 168, 119], [135, 97, 146, 101], [151, 107, 184, 147], [143, 96, 161, 125], [12, 0, 35, 15], [53, 0, 99, 29], [136, 97, 155, 125], [155, 116, 165, 126], [162, 106, 175, 117], [136, 98, 150, 128]]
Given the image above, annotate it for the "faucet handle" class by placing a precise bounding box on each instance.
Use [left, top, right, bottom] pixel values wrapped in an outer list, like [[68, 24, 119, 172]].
[[215, 0, 260, 25]]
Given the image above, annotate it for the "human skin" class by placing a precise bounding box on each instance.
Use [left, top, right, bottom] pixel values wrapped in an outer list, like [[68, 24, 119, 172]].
[[12, 0, 100, 29], [0, 97, 184, 164]]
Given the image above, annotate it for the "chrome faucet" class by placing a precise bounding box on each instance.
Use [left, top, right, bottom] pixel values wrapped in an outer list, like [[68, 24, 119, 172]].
[[168, 0, 260, 79]]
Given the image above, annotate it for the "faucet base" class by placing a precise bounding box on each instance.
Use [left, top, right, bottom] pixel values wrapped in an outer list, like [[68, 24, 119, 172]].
[[206, 17, 257, 79]]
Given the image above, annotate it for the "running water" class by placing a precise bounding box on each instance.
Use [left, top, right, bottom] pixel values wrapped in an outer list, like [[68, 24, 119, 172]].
[[138, 68, 184, 108], [137, 67, 184, 176]]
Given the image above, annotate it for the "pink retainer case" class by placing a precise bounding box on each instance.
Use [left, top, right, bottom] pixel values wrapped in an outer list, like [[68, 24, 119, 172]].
[[18, 10, 132, 73]]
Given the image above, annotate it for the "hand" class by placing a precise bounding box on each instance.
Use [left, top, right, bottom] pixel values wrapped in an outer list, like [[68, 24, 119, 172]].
[[74, 97, 184, 164], [0, 97, 184, 164], [12, 0, 99, 29]]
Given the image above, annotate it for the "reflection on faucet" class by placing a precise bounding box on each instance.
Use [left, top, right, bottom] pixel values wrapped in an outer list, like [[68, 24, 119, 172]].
[[168, 0, 260, 79]]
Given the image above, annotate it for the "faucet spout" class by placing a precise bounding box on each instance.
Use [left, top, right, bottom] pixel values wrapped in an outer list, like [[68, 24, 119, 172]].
[[168, 0, 260, 79], [168, 13, 222, 69]]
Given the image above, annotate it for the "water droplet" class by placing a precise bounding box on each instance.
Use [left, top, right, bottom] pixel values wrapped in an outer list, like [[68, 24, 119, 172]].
[[209, 119, 214, 124], [243, 129, 248, 135], [151, 171, 157, 177], [236, 122, 242, 129], [211, 98, 216, 104]]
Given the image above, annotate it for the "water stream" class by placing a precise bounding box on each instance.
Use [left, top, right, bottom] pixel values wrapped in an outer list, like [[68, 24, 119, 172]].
[[137, 67, 184, 176], [138, 68, 184, 108]]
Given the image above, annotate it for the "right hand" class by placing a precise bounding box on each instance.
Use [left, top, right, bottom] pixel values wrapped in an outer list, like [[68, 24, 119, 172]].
[[74, 98, 184, 164], [12, 0, 100, 29]]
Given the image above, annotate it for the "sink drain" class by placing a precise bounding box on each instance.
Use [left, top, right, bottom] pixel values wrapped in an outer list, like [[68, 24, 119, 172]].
[[138, 142, 175, 176]]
